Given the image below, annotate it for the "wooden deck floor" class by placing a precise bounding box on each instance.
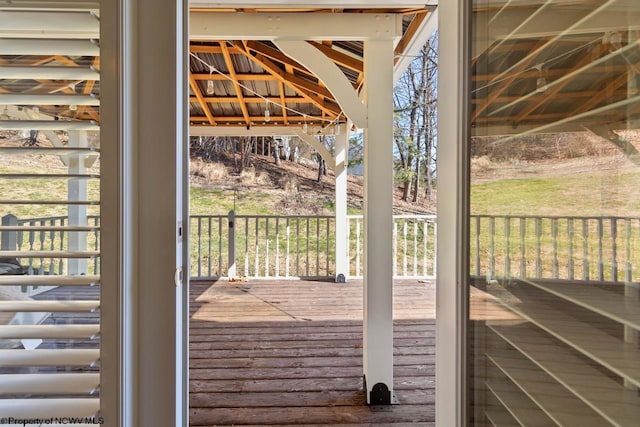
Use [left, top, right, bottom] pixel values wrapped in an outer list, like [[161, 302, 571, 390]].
[[189, 279, 436, 426]]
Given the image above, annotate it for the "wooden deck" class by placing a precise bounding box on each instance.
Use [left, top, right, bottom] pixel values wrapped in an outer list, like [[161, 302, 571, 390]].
[[189, 278, 436, 426]]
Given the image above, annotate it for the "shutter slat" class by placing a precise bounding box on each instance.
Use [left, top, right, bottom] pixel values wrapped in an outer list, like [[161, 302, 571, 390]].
[[0, 398, 99, 418], [0, 120, 100, 131], [0, 349, 99, 367], [0, 66, 99, 80], [0, 300, 99, 312], [0, 275, 99, 286], [0, 325, 99, 340], [0, 251, 99, 258], [0, 373, 99, 395]]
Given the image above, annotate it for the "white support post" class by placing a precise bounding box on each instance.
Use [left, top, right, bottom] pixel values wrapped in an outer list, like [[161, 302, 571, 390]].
[[67, 130, 88, 276], [362, 38, 395, 405], [334, 120, 350, 283], [228, 210, 236, 279]]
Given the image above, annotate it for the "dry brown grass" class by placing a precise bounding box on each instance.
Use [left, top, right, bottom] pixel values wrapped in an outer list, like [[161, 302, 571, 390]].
[[191, 159, 227, 181], [240, 166, 272, 186]]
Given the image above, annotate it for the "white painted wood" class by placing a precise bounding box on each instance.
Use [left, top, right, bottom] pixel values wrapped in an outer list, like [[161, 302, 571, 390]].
[[67, 131, 89, 276], [0, 398, 99, 418], [0, 38, 99, 56], [0, 250, 99, 258], [362, 38, 394, 403], [190, 12, 403, 41], [0, 93, 100, 105], [0, 373, 100, 395], [436, 0, 469, 423], [0, 324, 99, 339], [0, 373, 99, 395], [275, 40, 367, 128], [0, 275, 99, 286], [292, 130, 336, 169], [0, 349, 99, 366], [0, 120, 99, 131], [334, 122, 349, 281], [394, 8, 438, 83], [0, 300, 99, 312], [0, 10, 99, 38], [0, 66, 99, 80]]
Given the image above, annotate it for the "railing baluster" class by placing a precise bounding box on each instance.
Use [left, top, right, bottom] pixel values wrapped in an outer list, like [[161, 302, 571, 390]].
[[625, 218, 632, 283], [316, 217, 320, 277], [326, 217, 330, 276], [347, 217, 351, 277], [265, 217, 270, 277], [504, 217, 511, 278], [296, 218, 300, 276], [218, 216, 223, 276], [197, 218, 202, 277], [413, 221, 418, 277], [207, 217, 212, 277], [60, 217, 66, 276], [489, 216, 495, 278], [392, 221, 398, 276], [552, 218, 558, 279], [423, 220, 428, 277], [475, 216, 481, 277], [306, 217, 310, 277], [582, 219, 589, 281], [519, 217, 526, 278], [255, 217, 259, 277], [356, 219, 361, 277], [403, 219, 408, 276], [567, 218, 574, 280], [285, 218, 290, 278], [535, 217, 542, 279], [49, 220, 55, 275], [611, 218, 618, 282], [275, 217, 280, 278], [597, 218, 604, 281], [244, 217, 249, 277]]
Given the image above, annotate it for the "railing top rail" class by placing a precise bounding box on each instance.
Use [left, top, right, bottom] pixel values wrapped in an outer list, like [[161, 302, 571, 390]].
[[190, 214, 336, 220], [471, 214, 640, 221], [347, 214, 436, 220], [15, 214, 100, 225]]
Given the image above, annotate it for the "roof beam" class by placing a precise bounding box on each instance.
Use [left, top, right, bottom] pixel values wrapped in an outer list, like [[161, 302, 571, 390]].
[[191, 72, 276, 81], [237, 44, 341, 117], [275, 39, 367, 128], [307, 41, 363, 74], [220, 42, 251, 125], [190, 1, 433, 7], [190, 11, 403, 41], [188, 74, 217, 126], [393, 9, 437, 83]]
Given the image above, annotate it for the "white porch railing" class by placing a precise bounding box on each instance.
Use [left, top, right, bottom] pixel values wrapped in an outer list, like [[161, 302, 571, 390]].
[[189, 213, 437, 280]]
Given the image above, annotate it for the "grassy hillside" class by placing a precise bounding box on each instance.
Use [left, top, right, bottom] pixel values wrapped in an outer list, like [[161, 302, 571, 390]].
[[471, 167, 640, 217]]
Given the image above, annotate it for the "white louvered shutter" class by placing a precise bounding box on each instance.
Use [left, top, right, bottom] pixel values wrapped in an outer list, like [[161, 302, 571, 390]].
[[0, 2, 101, 423]]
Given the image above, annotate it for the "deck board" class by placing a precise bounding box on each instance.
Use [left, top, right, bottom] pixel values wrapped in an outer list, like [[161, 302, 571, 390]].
[[189, 278, 435, 426]]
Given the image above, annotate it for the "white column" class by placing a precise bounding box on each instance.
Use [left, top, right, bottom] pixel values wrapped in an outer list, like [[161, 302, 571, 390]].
[[334, 120, 350, 282], [437, 0, 470, 425], [67, 130, 88, 275], [363, 38, 394, 405], [101, 0, 188, 425]]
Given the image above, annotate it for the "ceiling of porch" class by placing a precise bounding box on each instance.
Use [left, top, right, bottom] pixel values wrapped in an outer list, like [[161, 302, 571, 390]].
[[0, 4, 436, 135], [2, 1, 637, 138]]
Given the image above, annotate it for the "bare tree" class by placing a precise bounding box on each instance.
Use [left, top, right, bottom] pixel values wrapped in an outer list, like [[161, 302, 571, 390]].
[[393, 32, 438, 203]]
